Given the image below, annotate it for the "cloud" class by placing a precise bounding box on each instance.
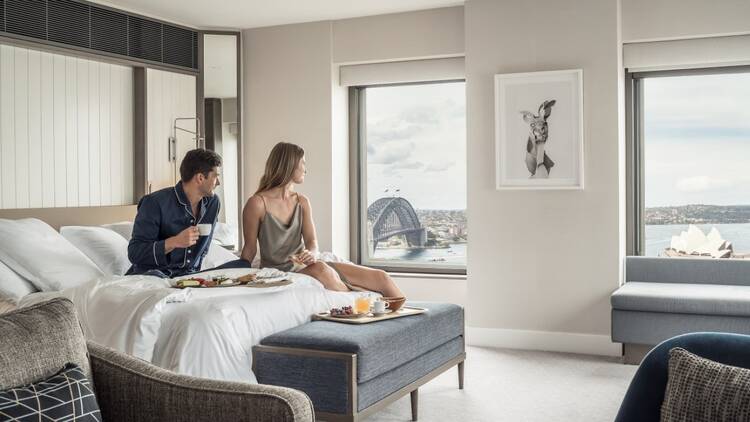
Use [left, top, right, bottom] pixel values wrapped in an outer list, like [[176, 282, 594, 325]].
[[367, 105, 447, 145], [425, 161, 456, 172], [675, 176, 733, 193], [400, 106, 439, 125], [369, 124, 422, 143], [387, 161, 424, 171], [369, 141, 416, 165]]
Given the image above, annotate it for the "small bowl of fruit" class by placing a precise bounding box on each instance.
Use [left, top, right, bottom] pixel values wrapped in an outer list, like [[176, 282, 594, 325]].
[[327, 306, 366, 319]]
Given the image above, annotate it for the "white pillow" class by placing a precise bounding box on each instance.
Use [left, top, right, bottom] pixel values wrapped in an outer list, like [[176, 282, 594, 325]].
[[0, 218, 104, 291], [101, 221, 134, 241], [60, 226, 131, 276], [212, 222, 237, 246], [201, 241, 239, 270], [0, 259, 38, 303]]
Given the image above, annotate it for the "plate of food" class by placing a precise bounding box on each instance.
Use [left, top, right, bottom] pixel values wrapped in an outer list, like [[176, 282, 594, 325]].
[[321, 306, 369, 319], [172, 275, 239, 288]]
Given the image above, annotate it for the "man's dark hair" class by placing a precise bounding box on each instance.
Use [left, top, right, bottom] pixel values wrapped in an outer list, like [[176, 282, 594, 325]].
[[179, 149, 222, 182]]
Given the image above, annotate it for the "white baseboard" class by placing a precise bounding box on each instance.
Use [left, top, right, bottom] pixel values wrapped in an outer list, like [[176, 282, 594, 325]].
[[466, 326, 623, 357]]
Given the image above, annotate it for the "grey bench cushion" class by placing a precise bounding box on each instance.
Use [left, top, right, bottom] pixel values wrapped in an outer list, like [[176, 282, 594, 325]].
[[626, 257, 750, 286], [260, 302, 463, 383], [612, 282, 750, 317]]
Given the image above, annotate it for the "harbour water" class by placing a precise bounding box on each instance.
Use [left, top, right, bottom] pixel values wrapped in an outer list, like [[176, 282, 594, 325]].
[[371, 243, 467, 265], [645, 223, 750, 257]]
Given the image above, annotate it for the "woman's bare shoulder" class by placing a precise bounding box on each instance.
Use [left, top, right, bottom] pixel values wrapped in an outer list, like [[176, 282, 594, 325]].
[[243, 195, 265, 215], [297, 193, 312, 208]]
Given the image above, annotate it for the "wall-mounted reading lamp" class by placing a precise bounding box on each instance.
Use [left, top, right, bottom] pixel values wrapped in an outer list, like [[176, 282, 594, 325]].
[[169, 117, 205, 162]]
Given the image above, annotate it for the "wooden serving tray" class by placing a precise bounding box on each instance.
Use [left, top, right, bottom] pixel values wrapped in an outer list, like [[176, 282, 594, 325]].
[[243, 279, 293, 288], [312, 306, 427, 324]]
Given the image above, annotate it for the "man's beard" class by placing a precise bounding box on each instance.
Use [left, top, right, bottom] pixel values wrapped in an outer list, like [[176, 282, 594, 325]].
[[201, 185, 215, 197]]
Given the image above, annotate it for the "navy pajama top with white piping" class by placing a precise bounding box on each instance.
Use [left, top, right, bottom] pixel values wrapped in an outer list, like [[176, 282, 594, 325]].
[[126, 182, 220, 278]]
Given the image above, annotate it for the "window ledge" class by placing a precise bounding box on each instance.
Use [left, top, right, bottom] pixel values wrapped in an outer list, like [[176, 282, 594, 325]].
[[388, 272, 467, 281]]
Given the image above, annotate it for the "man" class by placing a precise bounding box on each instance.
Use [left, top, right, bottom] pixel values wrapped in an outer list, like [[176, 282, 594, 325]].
[[127, 149, 248, 277]]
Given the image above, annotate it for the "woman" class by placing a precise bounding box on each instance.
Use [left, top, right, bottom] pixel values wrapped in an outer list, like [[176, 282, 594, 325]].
[[241, 142, 404, 298]]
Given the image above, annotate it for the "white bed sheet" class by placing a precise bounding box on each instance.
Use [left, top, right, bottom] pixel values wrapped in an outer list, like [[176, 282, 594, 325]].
[[21, 268, 370, 383]]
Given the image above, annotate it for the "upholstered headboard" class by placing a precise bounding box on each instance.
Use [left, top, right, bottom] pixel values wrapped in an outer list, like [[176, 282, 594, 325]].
[[0, 205, 137, 231]]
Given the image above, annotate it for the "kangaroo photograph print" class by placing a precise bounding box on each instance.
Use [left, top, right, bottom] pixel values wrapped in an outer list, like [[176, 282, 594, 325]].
[[494, 69, 584, 190], [521, 99, 557, 178]]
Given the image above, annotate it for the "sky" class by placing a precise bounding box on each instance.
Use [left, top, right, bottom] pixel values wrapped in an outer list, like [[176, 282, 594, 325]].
[[365, 82, 466, 210], [644, 72, 750, 207]]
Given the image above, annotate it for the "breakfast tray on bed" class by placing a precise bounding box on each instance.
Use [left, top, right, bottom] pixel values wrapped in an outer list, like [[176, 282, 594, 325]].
[[312, 306, 427, 324]]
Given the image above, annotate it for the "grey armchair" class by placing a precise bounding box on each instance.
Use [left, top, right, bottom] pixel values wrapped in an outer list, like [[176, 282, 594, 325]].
[[0, 298, 314, 422]]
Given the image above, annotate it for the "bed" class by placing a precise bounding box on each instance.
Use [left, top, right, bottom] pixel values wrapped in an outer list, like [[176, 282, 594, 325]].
[[0, 214, 365, 384]]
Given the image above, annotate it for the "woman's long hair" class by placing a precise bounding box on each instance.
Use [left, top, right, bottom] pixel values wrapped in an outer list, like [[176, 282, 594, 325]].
[[255, 142, 305, 194]]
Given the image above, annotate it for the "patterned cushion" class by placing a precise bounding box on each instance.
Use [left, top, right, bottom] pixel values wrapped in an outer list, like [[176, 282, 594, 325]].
[[661, 347, 750, 421], [0, 363, 101, 421]]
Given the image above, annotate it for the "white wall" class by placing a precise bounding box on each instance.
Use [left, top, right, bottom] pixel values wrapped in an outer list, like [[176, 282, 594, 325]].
[[0, 43, 133, 209], [332, 6, 464, 64], [146, 68, 196, 192], [621, 0, 750, 42], [465, 0, 621, 355], [243, 21, 335, 250]]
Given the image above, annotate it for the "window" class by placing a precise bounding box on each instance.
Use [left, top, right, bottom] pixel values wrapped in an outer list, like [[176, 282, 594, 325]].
[[352, 81, 466, 273], [631, 68, 750, 258]]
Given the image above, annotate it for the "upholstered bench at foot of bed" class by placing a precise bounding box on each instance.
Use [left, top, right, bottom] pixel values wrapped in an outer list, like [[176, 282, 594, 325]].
[[252, 302, 465, 422]]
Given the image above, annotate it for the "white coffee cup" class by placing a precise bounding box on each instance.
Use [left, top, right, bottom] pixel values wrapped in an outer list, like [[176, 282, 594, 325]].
[[372, 300, 390, 314], [196, 224, 212, 236]]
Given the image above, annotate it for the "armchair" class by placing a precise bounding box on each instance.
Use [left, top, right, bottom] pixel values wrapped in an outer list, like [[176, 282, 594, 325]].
[[615, 332, 750, 422], [0, 297, 314, 422]]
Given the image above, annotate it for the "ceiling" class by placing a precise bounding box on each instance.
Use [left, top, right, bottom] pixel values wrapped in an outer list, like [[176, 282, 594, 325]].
[[100, 0, 464, 30]]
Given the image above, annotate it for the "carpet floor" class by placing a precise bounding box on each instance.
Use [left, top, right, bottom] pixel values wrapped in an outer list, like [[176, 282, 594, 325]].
[[366, 346, 638, 422]]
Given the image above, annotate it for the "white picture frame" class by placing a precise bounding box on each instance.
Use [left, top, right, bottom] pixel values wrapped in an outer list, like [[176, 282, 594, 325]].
[[494, 69, 584, 190]]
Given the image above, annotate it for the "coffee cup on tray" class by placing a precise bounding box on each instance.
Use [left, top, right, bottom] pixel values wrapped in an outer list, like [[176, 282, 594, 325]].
[[372, 300, 390, 315]]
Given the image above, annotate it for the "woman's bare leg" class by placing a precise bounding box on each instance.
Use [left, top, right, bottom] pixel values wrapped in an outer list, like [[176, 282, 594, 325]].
[[327, 262, 404, 298], [298, 262, 349, 292]]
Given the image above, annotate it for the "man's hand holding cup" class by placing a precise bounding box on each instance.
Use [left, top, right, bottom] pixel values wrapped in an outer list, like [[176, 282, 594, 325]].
[[166, 226, 200, 252]]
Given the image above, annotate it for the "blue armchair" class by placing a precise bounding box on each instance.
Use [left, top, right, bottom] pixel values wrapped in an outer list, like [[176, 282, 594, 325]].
[[615, 332, 750, 421]]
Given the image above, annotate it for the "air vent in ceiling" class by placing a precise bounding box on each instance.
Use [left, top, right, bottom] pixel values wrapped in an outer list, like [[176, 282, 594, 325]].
[[0, 0, 198, 71], [91, 7, 128, 56], [48, 0, 90, 48], [128, 15, 162, 63], [163, 24, 193, 69], [0, 0, 6, 33], [6, 0, 47, 40]]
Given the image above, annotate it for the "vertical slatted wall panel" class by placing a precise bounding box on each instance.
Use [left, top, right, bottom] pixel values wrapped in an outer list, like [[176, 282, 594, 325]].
[[28, 50, 43, 208], [0, 43, 134, 209], [14, 47, 29, 208], [76, 58, 89, 207], [99, 62, 111, 206], [40, 52, 55, 208], [1, 45, 15, 208], [88, 59, 100, 207]]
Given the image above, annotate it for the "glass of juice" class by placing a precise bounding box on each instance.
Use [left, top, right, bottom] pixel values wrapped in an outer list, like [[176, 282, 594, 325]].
[[354, 296, 371, 314]]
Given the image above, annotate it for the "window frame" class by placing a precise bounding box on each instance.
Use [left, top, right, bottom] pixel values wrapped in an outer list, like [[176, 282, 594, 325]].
[[349, 79, 467, 275], [627, 65, 750, 256]]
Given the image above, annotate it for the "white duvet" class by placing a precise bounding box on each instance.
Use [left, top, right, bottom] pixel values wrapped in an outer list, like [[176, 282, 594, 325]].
[[20, 268, 369, 383]]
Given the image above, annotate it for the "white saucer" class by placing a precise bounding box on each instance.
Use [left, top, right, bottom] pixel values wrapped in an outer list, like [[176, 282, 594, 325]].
[[371, 310, 394, 317]]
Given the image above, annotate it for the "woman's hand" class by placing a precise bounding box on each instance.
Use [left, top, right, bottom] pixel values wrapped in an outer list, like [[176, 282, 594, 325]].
[[294, 249, 317, 265]]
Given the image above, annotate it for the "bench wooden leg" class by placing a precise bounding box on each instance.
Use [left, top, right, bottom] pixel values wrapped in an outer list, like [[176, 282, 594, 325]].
[[410, 389, 418, 421], [458, 360, 464, 390]]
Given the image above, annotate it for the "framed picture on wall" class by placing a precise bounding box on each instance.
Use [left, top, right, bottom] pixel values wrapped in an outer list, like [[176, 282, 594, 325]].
[[494, 69, 584, 190]]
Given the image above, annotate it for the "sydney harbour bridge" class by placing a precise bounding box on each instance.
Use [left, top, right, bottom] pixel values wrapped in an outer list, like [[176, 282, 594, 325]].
[[367, 197, 426, 250]]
